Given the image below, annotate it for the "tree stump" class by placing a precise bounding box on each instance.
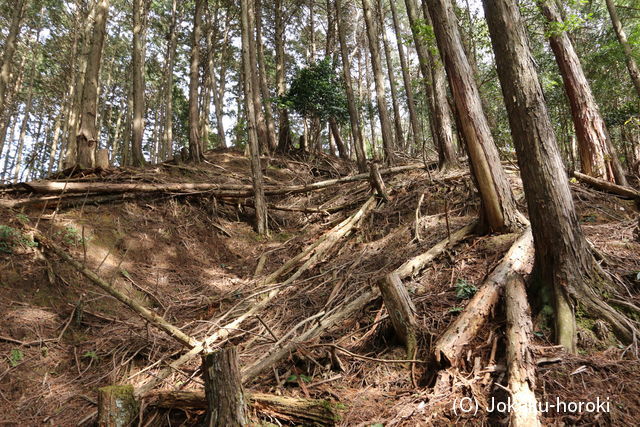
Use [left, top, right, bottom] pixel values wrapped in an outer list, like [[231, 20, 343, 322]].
[[369, 162, 389, 201], [202, 347, 248, 426], [378, 271, 417, 357], [97, 385, 138, 427]]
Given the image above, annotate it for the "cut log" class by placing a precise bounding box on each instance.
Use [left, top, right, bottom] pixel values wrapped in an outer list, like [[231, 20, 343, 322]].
[[202, 348, 248, 427], [135, 197, 377, 395], [147, 390, 342, 426], [40, 237, 200, 348], [504, 274, 541, 427], [98, 385, 138, 427], [378, 272, 417, 357], [369, 162, 389, 201], [20, 164, 423, 196], [433, 228, 534, 367], [572, 170, 640, 199]]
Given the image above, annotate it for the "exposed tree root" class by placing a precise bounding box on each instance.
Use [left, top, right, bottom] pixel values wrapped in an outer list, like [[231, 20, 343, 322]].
[[504, 274, 541, 427], [432, 228, 534, 368]]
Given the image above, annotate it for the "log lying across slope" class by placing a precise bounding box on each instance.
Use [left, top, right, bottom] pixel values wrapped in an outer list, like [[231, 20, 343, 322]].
[[148, 391, 342, 426], [19, 164, 423, 197], [572, 170, 640, 199]]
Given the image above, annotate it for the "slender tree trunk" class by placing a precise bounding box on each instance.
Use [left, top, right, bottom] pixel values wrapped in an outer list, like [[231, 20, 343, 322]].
[[605, 0, 640, 98], [209, 8, 230, 149], [0, 53, 26, 161], [335, 0, 367, 171], [539, 1, 627, 186], [0, 0, 26, 114], [427, 0, 521, 232], [389, 0, 421, 152], [421, 2, 458, 169], [161, 0, 179, 160], [275, 0, 293, 153], [361, 0, 395, 163], [255, 0, 278, 152], [241, 0, 268, 235], [131, 0, 147, 166], [403, 0, 438, 160], [188, 0, 204, 162], [12, 63, 38, 183], [484, 0, 637, 351], [378, 0, 405, 151], [47, 110, 64, 175], [76, 0, 110, 169]]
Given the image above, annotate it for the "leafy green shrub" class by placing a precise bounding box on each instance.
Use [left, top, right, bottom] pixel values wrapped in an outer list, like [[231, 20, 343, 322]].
[[455, 279, 477, 299], [0, 225, 37, 253]]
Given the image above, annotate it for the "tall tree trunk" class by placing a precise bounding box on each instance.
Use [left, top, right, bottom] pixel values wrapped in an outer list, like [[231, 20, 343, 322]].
[[0, 52, 26, 161], [161, 0, 179, 160], [241, 0, 268, 235], [275, 0, 293, 153], [77, 0, 110, 169], [255, 0, 278, 152], [421, 1, 458, 169], [0, 0, 26, 114], [484, 0, 637, 351], [12, 76, 37, 183], [62, 0, 91, 169], [209, 7, 230, 149], [390, 0, 421, 152], [427, 0, 520, 232], [605, 0, 640, 98], [539, 1, 627, 186], [335, 0, 367, 171], [378, 0, 406, 151], [403, 0, 438, 159], [361, 0, 395, 163], [131, 0, 147, 166], [188, 0, 204, 162]]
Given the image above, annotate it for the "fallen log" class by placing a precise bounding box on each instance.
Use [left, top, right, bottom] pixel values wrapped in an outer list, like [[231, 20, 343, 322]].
[[432, 228, 534, 368], [20, 164, 423, 196], [241, 222, 478, 382], [572, 170, 640, 199], [395, 222, 477, 279], [134, 197, 377, 395], [147, 390, 342, 426], [504, 274, 540, 427]]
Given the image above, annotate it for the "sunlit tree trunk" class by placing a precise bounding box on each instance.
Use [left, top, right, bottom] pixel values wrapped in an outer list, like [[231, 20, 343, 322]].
[[131, 0, 147, 166], [161, 0, 179, 160], [362, 0, 395, 163], [378, 0, 405, 150], [539, 1, 627, 186], [255, 0, 277, 152], [427, 0, 521, 232], [0, 0, 26, 114], [275, 0, 293, 153], [390, 0, 421, 152], [76, 0, 110, 169], [188, 0, 204, 162], [335, 0, 367, 171], [241, 0, 268, 235], [605, 0, 640, 98]]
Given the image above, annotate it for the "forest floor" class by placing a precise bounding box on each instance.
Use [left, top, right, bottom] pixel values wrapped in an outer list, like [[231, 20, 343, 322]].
[[1, 149, 639, 426]]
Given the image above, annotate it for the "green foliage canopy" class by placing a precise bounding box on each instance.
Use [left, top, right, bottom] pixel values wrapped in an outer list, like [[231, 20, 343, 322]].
[[282, 58, 349, 123]]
